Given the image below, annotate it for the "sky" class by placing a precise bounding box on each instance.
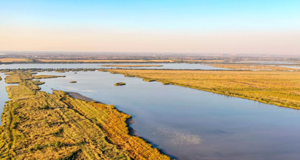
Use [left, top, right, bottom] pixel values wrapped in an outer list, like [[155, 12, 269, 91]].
[[0, 0, 299, 55]]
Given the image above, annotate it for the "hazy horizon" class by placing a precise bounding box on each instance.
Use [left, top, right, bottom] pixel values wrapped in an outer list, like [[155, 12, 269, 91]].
[[1, 0, 299, 55]]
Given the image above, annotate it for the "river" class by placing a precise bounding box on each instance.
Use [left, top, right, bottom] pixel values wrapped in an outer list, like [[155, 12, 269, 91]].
[[0, 65, 300, 159]]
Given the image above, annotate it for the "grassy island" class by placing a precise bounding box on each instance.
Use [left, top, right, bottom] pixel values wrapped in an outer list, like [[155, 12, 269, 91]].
[[108, 69, 300, 110], [70, 81, 77, 83], [210, 64, 300, 71], [0, 72, 170, 160], [114, 82, 126, 86], [33, 75, 66, 79]]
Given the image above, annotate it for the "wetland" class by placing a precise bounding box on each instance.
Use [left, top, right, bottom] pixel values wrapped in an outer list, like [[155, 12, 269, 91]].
[[0, 64, 300, 160]]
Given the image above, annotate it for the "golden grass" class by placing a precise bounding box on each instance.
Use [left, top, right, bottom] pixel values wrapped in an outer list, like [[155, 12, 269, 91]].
[[0, 72, 170, 160], [0, 58, 31, 63], [114, 82, 126, 86], [38, 59, 174, 63], [210, 64, 300, 71], [101, 64, 163, 67], [109, 69, 300, 109], [5, 71, 32, 84], [33, 75, 66, 79]]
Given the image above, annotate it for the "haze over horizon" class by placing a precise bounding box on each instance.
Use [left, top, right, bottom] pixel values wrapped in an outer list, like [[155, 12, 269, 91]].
[[1, 0, 299, 55]]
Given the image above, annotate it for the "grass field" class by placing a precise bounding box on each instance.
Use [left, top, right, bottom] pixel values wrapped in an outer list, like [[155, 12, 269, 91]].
[[0, 72, 170, 160], [33, 75, 66, 79], [5, 71, 32, 84], [108, 69, 300, 109], [210, 64, 300, 71], [0, 58, 32, 63]]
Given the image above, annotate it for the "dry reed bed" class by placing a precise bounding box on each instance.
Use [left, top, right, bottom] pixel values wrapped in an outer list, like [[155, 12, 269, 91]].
[[209, 64, 300, 71], [0, 58, 31, 63]]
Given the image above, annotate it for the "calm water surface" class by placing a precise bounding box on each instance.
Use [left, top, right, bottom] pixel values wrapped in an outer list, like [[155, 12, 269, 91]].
[[0, 63, 226, 70], [27, 71, 300, 160], [0, 72, 10, 123]]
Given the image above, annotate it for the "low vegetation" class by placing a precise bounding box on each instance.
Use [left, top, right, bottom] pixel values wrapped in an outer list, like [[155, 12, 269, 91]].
[[5, 71, 32, 84], [114, 82, 126, 86], [109, 69, 300, 109], [0, 72, 170, 160], [143, 78, 156, 82], [0, 58, 32, 63], [33, 75, 66, 79], [101, 64, 163, 67], [210, 64, 300, 71]]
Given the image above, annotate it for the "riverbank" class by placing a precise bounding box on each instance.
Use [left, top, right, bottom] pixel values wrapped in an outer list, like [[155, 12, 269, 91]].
[[0, 71, 170, 159]]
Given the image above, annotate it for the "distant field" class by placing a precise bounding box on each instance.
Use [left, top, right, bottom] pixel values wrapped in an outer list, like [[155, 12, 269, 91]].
[[37, 59, 174, 63], [0, 58, 31, 63], [210, 64, 300, 71], [109, 69, 300, 109]]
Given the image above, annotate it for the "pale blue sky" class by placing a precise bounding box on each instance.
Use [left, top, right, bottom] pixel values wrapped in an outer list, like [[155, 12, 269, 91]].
[[0, 0, 299, 54]]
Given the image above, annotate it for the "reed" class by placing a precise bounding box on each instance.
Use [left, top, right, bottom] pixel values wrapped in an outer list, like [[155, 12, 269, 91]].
[[114, 82, 126, 86]]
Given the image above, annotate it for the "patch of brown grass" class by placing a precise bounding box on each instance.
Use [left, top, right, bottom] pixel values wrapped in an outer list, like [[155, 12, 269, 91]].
[[210, 64, 300, 71], [0, 58, 30, 63]]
